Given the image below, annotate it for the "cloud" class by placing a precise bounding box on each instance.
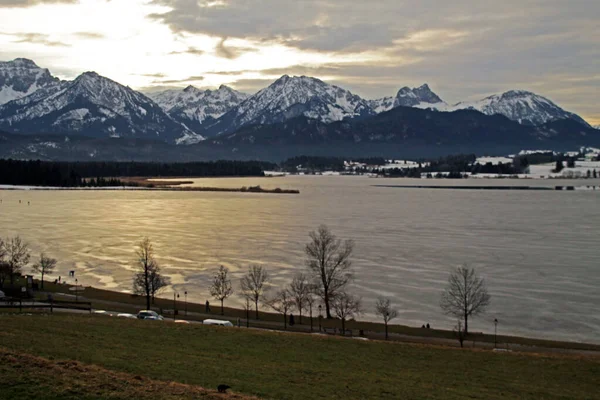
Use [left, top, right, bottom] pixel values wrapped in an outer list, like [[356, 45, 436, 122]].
[[72, 32, 105, 40], [0, 0, 77, 7], [9, 32, 70, 47], [214, 38, 256, 59], [169, 46, 204, 56], [138, 73, 167, 78], [152, 75, 205, 85], [0, 0, 79, 8]]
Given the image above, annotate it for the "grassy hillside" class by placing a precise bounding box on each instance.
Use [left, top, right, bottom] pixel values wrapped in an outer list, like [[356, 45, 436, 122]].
[[1, 314, 598, 399]]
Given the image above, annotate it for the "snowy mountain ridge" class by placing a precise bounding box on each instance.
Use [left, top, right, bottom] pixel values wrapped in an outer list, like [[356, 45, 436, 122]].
[[0, 57, 593, 146], [0, 58, 62, 105], [0, 70, 201, 144], [148, 84, 249, 133], [447, 90, 590, 127], [204, 75, 375, 136]]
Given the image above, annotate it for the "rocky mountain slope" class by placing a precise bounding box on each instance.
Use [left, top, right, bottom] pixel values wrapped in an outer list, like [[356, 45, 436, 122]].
[[148, 85, 249, 133], [0, 58, 62, 105], [0, 71, 200, 144], [449, 90, 590, 127], [203, 75, 375, 136]]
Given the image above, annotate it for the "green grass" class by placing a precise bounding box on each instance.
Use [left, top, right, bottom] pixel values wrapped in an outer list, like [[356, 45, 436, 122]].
[[1, 314, 598, 399], [0, 348, 252, 400], [31, 280, 600, 352]]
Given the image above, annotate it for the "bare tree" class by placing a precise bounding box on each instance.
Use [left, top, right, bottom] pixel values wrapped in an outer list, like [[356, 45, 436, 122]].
[[331, 292, 362, 335], [375, 297, 398, 340], [269, 289, 295, 330], [131, 237, 163, 310], [210, 265, 233, 315], [5, 236, 30, 285], [240, 265, 269, 319], [134, 264, 171, 305], [288, 273, 311, 324], [32, 253, 57, 289], [242, 297, 251, 327], [305, 225, 354, 318], [440, 265, 491, 334], [0, 262, 10, 288], [306, 291, 317, 332]]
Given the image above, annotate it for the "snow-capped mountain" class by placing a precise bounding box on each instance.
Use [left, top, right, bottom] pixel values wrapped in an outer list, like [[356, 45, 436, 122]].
[[393, 84, 446, 109], [0, 71, 201, 144], [367, 96, 395, 113], [593, 125, 600, 130], [449, 90, 590, 127], [0, 58, 62, 105], [204, 75, 375, 136], [148, 84, 249, 133]]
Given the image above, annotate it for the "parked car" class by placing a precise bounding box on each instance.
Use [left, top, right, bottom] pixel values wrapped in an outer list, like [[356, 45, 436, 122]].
[[117, 313, 137, 319], [0, 290, 6, 300], [202, 319, 233, 327], [136, 310, 164, 320], [174, 319, 191, 324]]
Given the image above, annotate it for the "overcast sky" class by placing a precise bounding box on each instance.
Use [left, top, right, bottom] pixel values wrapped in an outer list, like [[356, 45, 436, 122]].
[[0, 0, 598, 124]]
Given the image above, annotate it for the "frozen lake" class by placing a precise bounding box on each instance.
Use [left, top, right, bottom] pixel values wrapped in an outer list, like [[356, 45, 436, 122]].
[[1, 176, 599, 343]]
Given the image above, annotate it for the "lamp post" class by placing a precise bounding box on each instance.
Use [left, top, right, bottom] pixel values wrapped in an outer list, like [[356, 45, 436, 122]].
[[494, 318, 498, 348], [184, 291, 188, 316], [173, 292, 179, 321], [318, 304, 322, 332], [75, 278, 78, 303]]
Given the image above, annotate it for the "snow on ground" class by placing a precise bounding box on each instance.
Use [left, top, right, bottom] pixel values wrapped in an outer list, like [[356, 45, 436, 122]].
[[476, 156, 513, 165]]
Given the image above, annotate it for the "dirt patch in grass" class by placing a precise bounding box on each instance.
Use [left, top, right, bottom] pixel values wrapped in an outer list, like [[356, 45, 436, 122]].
[[0, 347, 256, 400]]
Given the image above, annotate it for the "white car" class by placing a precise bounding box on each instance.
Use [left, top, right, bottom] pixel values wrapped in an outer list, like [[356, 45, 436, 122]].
[[136, 310, 164, 320], [203, 319, 234, 327], [117, 313, 137, 319], [0, 290, 6, 300]]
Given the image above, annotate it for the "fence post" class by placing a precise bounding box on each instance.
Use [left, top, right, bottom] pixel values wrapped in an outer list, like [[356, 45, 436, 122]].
[[50, 298, 53, 314], [19, 299, 22, 313]]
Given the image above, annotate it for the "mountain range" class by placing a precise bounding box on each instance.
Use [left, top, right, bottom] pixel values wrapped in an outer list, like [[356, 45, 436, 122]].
[[0, 58, 598, 160]]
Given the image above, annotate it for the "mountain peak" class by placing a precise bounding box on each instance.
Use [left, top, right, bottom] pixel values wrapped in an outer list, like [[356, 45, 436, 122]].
[[183, 84, 197, 92], [394, 84, 444, 108], [10, 58, 39, 68], [452, 89, 589, 126], [0, 58, 60, 105]]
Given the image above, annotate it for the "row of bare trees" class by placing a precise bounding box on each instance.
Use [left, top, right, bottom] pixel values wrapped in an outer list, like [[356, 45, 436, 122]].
[[131, 226, 491, 340], [204, 225, 363, 331], [0, 236, 59, 291]]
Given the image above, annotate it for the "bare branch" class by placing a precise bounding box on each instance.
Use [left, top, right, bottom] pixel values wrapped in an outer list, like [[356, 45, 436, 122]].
[[305, 225, 354, 318], [440, 264, 491, 334]]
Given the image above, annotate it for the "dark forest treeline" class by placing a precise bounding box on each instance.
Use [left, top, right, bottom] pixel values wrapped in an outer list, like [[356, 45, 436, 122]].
[[0, 159, 275, 187]]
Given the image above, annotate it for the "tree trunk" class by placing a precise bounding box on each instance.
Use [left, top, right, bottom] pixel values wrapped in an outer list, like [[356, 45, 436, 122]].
[[324, 292, 332, 318], [385, 321, 388, 340], [41, 272, 44, 289], [221, 299, 224, 315], [299, 309, 302, 324], [255, 299, 259, 319], [283, 313, 287, 330], [146, 292, 150, 310], [341, 318, 346, 335], [309, 306, 313, 332], [464, 314, 468, 335]]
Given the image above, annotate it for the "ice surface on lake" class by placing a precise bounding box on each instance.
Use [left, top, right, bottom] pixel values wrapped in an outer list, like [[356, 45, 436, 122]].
[[2, 176, 599, 343]]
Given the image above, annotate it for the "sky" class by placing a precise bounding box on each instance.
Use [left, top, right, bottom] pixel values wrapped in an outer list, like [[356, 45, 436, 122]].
[[0, 0, 598, 124]]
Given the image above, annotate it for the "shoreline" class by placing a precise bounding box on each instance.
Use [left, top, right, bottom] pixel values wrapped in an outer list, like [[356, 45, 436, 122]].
[[0, 184, 300, 194], [25, 281, 600, 353]]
